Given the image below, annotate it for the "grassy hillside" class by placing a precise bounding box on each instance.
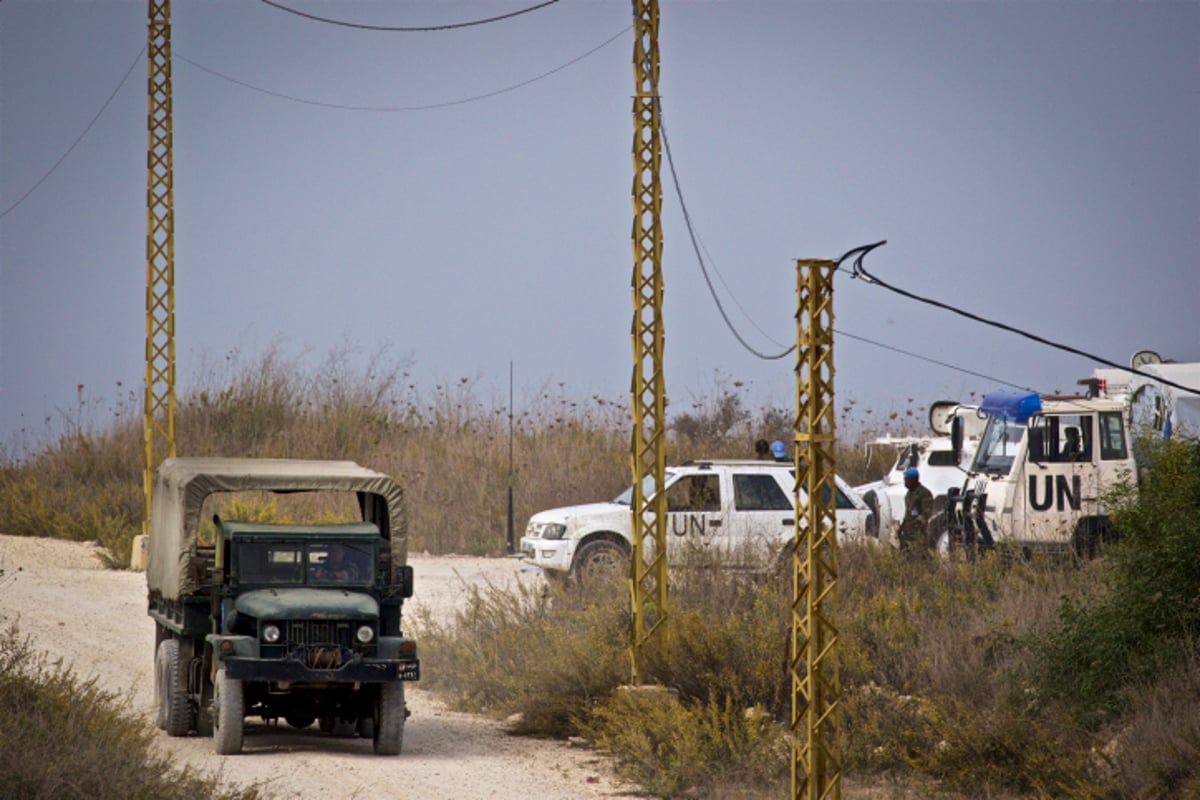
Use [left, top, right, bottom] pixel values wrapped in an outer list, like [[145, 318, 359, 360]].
[[2, 350, 1197, 798], [0, 349, 894, 563]]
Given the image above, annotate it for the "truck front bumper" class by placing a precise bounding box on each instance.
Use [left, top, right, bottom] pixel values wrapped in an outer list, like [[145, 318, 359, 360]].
[[518, 536, 575, 573], [223, 655, 420, 683]]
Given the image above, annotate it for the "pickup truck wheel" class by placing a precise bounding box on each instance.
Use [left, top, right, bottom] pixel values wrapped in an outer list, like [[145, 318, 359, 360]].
[[212, 668, 244, 755], [157, 639, 194, 736], [373, 683, 405, 755], [572, 540, 626, 584]]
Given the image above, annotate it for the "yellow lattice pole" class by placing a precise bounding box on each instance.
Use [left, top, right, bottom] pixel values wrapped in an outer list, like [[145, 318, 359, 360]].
[[791, 259, 841, 799], [628, 0, 667, 685], [144, 0, 176, 533]]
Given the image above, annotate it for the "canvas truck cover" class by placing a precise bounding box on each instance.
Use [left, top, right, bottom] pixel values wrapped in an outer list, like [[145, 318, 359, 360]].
[[146, 457, 406, 602]]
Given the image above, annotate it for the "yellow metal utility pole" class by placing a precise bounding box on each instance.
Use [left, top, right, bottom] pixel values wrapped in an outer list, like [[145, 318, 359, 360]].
[[144, 0, 176, 533], [628, 0, 667, 685], [791, 259, 841, 799]]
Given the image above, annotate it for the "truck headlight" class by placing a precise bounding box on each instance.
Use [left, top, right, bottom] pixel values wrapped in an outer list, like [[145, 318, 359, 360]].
[[540, 523, 567, 540], [263, 624, 281, 643], [356, 625, 375, 643]]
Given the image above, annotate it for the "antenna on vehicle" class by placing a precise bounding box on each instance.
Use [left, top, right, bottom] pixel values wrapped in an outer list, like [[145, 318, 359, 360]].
[[506, 361, 515, 554]]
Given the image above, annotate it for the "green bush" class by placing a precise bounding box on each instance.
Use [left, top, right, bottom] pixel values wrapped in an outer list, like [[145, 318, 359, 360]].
[[583, 689, 786, 798], [0, 625, 261, 800], [1033, 436, 1200, 727]]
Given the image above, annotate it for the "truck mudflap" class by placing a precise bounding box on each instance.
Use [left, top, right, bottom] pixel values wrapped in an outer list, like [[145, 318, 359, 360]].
[[223, 655, 420, 683]]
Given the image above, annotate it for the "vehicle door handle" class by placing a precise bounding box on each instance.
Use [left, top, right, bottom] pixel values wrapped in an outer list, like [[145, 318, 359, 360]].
[[782, 518, 794, 526], [709, 520, 722, 528]]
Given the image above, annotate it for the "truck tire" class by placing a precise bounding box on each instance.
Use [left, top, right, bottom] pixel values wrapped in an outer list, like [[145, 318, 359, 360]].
[[373, 682, 405, 755], [572, 539, 626, 584], [156, 639, 194, 736], [285, 714, 315, 730], [357, 715, 375, 739], [213, 668, 244, 755]]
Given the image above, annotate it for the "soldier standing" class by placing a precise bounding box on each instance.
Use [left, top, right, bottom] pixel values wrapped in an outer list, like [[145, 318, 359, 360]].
[[898, 467, 934, 553]]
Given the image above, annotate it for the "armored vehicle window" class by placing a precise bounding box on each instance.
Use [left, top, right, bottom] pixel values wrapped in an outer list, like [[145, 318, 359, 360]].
[[926, 450, 958, 467], [1099, 412, 1128, 460], [238, 543, 305, 584], [974, 416, 1023, 474], [1028, 414, 1092, 463], [733, 473, 792, 511]]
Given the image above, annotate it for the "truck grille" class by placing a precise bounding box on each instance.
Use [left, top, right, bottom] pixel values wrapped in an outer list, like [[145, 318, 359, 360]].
[[283, 620, 350, 647]]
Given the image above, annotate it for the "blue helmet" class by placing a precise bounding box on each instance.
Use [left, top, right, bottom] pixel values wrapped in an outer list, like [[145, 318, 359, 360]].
[[770, 440, 786, 458], [903, 467, 920, 479]]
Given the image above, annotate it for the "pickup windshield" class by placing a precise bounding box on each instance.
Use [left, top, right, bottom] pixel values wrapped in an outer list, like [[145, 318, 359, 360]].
[[613, 470, 676, 505], [972, 416, 1024, 475]]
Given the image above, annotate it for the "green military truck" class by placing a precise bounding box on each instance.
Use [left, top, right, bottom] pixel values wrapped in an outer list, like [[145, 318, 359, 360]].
[[146, 458, 419, 755]]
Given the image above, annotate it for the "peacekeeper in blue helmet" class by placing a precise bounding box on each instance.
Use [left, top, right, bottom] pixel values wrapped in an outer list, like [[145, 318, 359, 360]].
[[898, 467, 934, 552]]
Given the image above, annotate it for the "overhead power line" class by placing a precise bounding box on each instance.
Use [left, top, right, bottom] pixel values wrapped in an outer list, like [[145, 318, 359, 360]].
[[259, 0, 560, 31], [176, 25, 629, 112], [661, 118, 1044, 390], [832, 329, 1030, 392], [660, 114, 793, 361], [2, 27, 628, 213], [1, 44, 146, 221], [846, 241, 1200, 396]]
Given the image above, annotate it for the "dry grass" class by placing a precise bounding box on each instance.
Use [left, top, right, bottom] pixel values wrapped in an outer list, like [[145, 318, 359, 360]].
[[0, 623, 262, 800], [3, 350, 1196, 799]]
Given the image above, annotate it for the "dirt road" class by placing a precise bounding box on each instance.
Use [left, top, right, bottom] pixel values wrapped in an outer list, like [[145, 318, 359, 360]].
[[0, 535, 632, 800]]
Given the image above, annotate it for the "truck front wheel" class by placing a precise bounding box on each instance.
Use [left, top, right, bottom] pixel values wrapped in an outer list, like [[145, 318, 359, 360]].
[[572, 539, 627, 584], [373, 683, 405, 755], [156, 639, 194, 736], [212, 668, 244, 755]]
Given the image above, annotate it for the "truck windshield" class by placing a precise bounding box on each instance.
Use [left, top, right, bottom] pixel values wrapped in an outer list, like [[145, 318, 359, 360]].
[[972, 416, 1023, 475], [237, 542, 305, 584], [236, 541, 373, 585], [613, 470, 676, 505], [307, 543, 373, 585]]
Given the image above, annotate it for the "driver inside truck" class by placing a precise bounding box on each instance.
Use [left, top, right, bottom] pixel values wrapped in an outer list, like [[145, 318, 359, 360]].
[[311, 545, 362, 581]]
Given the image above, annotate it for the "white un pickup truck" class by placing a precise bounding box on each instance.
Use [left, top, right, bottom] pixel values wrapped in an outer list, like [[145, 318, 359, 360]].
[[519, 459, 874, 580]]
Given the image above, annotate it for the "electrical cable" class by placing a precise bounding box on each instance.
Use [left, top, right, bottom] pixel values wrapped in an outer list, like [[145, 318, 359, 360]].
[[0, 44, 146, 221], [175, 26, 630, 112], [845, 240, 1200, 396], [259, 0, 559, 32], [657, 118, 1032, 391], [832, 329, 1031, 391], [659, 114, 794, 361]]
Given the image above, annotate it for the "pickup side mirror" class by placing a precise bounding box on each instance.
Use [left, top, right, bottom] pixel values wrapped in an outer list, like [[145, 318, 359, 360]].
[[392, 565, 414, 599]]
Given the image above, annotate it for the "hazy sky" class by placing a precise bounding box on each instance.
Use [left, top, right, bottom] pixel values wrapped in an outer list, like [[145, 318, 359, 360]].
[[2, 0, 1198, 450]]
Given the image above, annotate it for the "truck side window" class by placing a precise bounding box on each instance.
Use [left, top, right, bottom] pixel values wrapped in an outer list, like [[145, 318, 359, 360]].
[[666, 475, 721, 512], [1099, 412, 1128, 460], [733, 474, 792, 511]]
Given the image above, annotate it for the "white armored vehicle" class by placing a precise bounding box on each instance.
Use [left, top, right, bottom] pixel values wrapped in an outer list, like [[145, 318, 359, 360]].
[[943, 390, 1136, 556]]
